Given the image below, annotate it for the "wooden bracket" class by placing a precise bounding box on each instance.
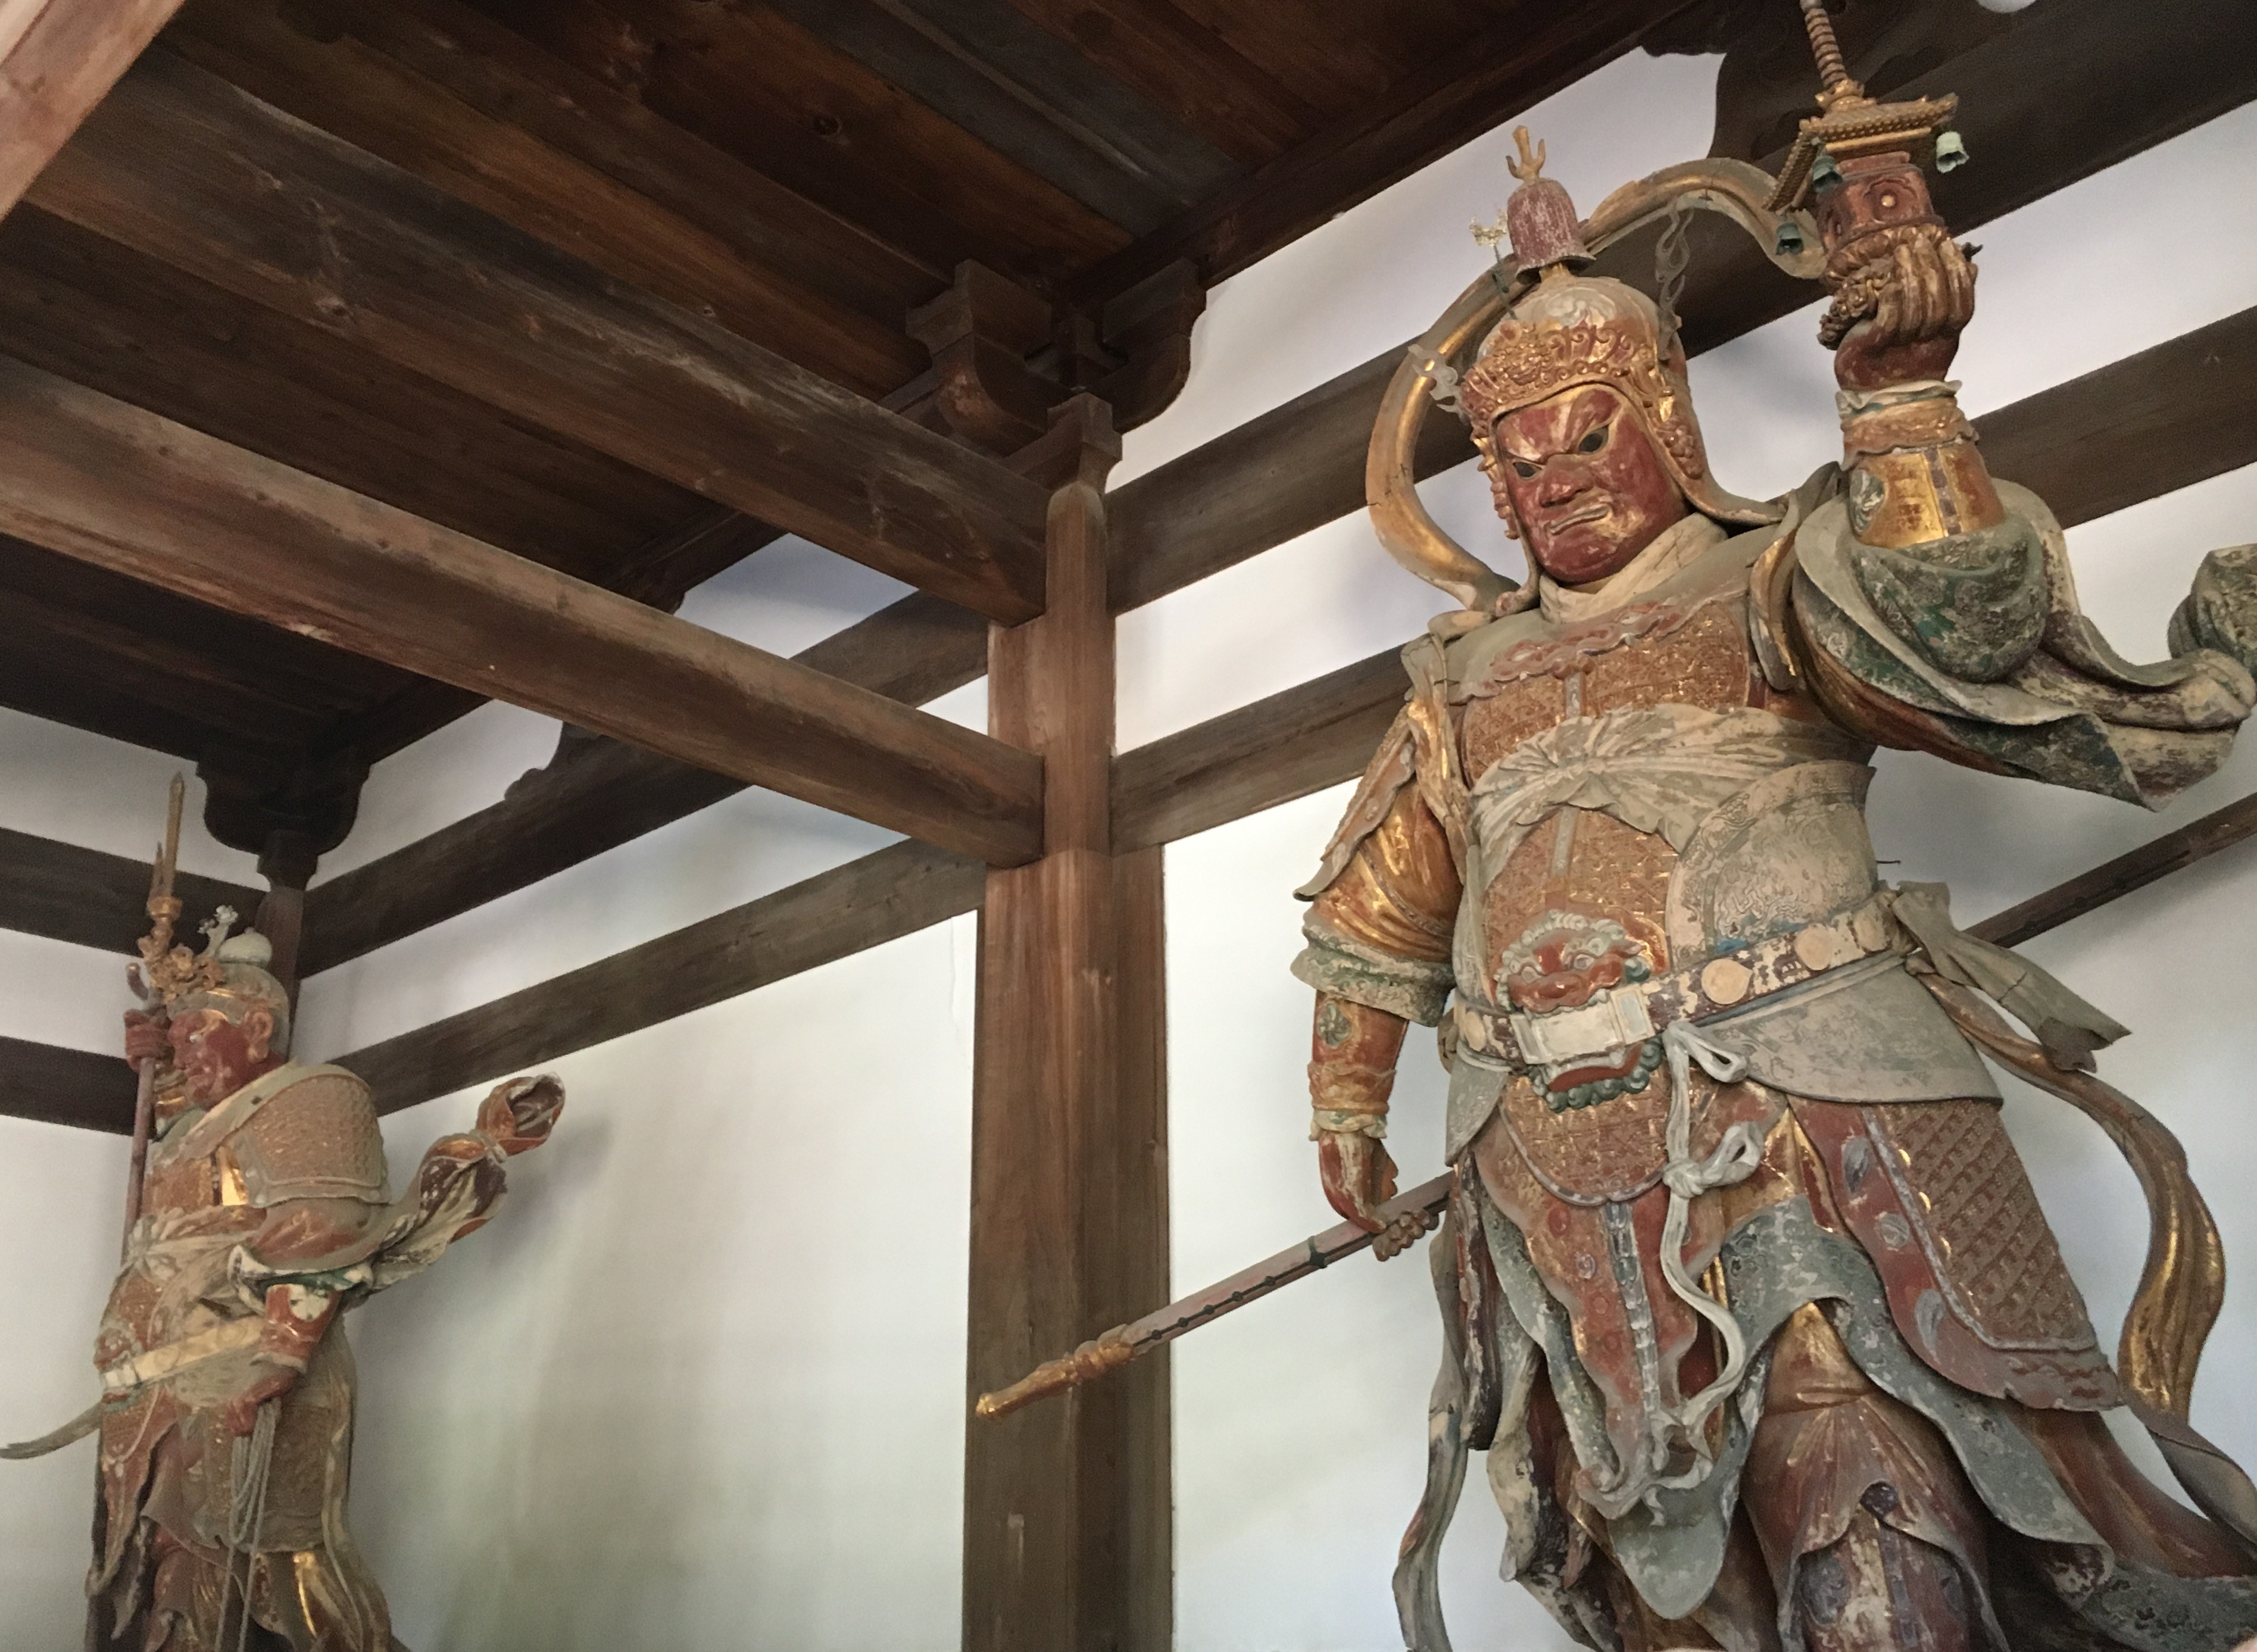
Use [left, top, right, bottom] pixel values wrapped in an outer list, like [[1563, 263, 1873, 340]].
[[906, 260, 1204, 453], [196, 747, 369, 1002], [907, 261, 1060, 452], [1090, 260, 1205, 433], [196, 749, 369, 876]]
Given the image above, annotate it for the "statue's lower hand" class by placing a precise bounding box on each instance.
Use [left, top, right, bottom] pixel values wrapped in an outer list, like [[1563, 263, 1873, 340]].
[[1318, 1132, 1434, 1261], [221, 1360, 299, 1436]]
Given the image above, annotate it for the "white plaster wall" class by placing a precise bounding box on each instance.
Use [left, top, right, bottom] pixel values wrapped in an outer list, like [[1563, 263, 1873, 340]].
[[0, 44, 2250, 1652]]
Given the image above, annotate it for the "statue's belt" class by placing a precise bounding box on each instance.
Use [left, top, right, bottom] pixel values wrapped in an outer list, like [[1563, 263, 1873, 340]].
[[1452, 893, 1899, 1072], [2, 1320, 267, 1461], [98, 1320, 264, 1395]]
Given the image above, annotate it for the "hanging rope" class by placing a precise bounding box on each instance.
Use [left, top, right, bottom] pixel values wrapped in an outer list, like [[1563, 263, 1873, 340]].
[[218, 1401, 278, 1652], [1654, 201, 1693, 360]]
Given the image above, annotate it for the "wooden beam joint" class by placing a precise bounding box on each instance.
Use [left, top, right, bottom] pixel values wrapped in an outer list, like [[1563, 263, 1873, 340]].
[[905, 260, 1204, 454]]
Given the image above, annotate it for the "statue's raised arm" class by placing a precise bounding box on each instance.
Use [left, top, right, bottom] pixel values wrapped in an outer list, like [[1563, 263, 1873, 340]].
[[1769, 96, 2257, 808]]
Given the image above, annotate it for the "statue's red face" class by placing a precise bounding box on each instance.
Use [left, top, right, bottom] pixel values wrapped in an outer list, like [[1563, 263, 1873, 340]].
[[168, 1005, 274, 1103], [1491, 385, 1690, 586]]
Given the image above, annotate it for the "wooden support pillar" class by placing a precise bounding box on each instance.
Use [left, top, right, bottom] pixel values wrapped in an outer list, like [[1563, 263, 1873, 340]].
[[966, 397, 1170, 1652], [255, 829, 316, 1010]]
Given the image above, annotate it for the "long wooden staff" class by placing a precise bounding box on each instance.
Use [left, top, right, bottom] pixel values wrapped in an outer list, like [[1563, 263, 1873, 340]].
[[976, 1173, 1452, 1420], [121, 773, 186, 1258]]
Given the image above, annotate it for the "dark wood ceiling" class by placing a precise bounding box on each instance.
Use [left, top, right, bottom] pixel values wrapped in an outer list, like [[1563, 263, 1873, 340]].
[[0, 0, 1695, 851]]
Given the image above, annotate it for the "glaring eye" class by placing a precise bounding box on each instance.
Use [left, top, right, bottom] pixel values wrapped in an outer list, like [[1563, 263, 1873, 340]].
[[1512, 460, 1539, 478], [1577, 424, 1609, 454]]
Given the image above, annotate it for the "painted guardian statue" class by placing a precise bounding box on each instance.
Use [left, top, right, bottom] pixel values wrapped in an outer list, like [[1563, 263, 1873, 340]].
[[1295, 51, 2257, 1652], [5, 905, 563, 1651]]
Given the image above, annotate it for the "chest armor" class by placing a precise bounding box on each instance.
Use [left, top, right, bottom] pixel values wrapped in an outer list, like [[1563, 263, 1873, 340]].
[[101, 1132, 259, 1370], [1454, 599, 1785, 1183]]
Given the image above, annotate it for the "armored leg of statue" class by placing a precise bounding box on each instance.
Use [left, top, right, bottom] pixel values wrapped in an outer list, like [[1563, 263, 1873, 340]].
[[1743, 1305, 1991, 1652], [131, 1525, 398, 1652], [142, 1523, 285, 1651], [244, 1542, 399, 1652]]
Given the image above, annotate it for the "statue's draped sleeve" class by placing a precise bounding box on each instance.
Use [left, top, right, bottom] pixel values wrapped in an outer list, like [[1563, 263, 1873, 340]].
[[1771, 435, 2257, 808], [1292, 692, 1463, 1029], [227, 1072, 564, 1302], [223, 1070, 392, 1365]]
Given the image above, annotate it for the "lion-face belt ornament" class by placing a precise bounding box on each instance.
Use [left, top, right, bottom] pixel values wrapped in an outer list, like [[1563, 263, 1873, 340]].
[[1453, 895, 1899, 1098]]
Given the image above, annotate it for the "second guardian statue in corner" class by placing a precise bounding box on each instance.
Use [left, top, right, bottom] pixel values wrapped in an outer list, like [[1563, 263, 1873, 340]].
[[7, 904, 563, 1651], [1294, 86, 2257, 1652]]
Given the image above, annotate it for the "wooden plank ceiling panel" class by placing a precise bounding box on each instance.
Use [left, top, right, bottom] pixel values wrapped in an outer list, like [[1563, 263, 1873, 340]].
[[0, 618, 304, 765], [1170, 0, 1495, 115], [0, 539, 397, 756], [29, 48, 1052, 621], [997, 0, 1316, 164], [473, 0, 1131, 285], [760, 0, 1243, 229], [1070, 0, 1699, 301], [170, 0, 930, 397], [291, 0, 948, 329]]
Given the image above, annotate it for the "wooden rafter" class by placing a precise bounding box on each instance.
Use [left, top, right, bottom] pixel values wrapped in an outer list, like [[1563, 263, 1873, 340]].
[[0, 0, 185, 218], [29, 48, 1051, 622], [0, 356, 1046, 866]]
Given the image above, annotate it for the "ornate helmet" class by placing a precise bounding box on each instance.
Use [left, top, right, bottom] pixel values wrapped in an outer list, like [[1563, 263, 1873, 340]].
[[140, 907, 292, 1057], [1460, 130, 1768, 536]]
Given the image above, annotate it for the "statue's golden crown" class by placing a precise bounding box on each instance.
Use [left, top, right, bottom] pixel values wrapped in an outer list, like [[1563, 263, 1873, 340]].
[[1460, 282, 1709, 489], [137, 905, 232, 1007], [1458, 129, 1713, 491]]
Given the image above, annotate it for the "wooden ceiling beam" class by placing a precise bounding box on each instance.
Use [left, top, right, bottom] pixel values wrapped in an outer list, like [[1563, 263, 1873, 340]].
[[300, 589, 988, 975], [0, 823, 261, 956], [341, 839, 986, 1114], [0, 1035, 134, 1133], [0, 0, 183, 218], [0, 205, 704, 577], [28, 48, 1051, 623], [0, 355, 1046, 867]]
